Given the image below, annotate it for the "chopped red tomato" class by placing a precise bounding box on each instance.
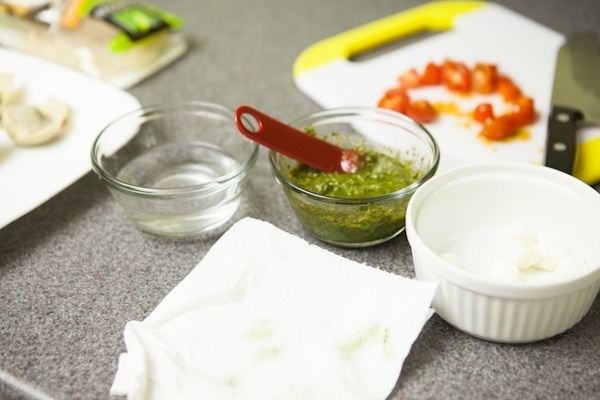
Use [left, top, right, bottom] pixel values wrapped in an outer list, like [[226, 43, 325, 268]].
[[510, 96, 536, 126], [377, 59, 538, 142], [472, 63, 498, 94], [479, 115, 516, 140], [382, 87, 408, 98], [473, 103, 494, 123], [442, 59, 471, 93], [406, 99, 437, 123], [497, 75, 522, 102], [420, 62, 443, 85], [398, 68, 421, 89], [377, 89, 410, 114]]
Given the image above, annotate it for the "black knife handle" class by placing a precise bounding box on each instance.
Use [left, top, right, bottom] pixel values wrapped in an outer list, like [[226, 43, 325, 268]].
[[544, 105, 583, 175]]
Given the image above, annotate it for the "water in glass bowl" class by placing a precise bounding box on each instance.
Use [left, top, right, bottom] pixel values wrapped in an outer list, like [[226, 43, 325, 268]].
[[114, 142, 244, 236]]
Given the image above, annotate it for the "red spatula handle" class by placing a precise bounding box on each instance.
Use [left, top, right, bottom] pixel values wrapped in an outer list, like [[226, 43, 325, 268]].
[[235, 105, 349, 173]]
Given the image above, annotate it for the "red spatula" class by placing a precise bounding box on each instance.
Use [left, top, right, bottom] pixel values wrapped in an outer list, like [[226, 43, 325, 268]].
[[234, 105, 363, 173]]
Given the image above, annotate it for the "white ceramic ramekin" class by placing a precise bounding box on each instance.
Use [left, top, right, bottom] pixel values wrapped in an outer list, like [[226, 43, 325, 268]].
[[405, 162, 600, 343]]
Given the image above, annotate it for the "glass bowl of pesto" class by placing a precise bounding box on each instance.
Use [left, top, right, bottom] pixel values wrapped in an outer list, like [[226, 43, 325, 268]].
[[270, 107, 440, 247]]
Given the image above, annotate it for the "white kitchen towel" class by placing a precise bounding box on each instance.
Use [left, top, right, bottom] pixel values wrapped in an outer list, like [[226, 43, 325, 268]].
[[110, 217, 437, 400]]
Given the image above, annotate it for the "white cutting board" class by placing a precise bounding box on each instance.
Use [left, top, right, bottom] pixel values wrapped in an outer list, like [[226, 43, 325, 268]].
[[293, 1, 600, 184]]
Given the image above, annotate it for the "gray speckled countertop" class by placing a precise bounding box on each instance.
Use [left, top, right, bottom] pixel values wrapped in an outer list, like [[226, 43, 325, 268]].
[[1, 1, 599, 399]]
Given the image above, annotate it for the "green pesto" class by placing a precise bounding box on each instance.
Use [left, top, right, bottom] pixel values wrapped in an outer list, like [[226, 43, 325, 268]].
[[285, 190, 409, 246], [287, 147, 416, 198], [281, 133, 421, 246]]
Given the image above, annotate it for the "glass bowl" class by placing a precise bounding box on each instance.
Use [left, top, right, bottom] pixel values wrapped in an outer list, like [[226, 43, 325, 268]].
[[91, 101, 259, 237], [270, 107, 440, 247]]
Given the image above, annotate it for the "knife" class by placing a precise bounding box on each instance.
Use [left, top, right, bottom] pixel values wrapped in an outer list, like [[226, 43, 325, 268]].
[[544, 32, 600, 175]]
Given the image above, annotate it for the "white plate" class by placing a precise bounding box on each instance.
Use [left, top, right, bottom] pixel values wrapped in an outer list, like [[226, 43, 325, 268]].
[[0, 47, 141, 230]]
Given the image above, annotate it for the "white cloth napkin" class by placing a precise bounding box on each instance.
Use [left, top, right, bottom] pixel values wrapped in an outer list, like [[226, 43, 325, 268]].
[[110, 217, 437, 400]]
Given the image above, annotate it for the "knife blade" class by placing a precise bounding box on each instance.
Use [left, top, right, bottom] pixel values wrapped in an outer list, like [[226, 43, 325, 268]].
[[545, 32, 600, 175]]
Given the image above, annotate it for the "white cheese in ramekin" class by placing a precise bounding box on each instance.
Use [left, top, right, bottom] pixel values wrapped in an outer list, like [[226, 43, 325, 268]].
[[440, 227, 589, 283]]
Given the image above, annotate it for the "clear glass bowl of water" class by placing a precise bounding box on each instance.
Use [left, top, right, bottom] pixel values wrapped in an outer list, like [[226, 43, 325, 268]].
[[91, 101, 259, 237]]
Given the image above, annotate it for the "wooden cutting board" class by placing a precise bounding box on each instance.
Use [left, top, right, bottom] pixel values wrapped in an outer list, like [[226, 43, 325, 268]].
[[293, 1, 600, 184]]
